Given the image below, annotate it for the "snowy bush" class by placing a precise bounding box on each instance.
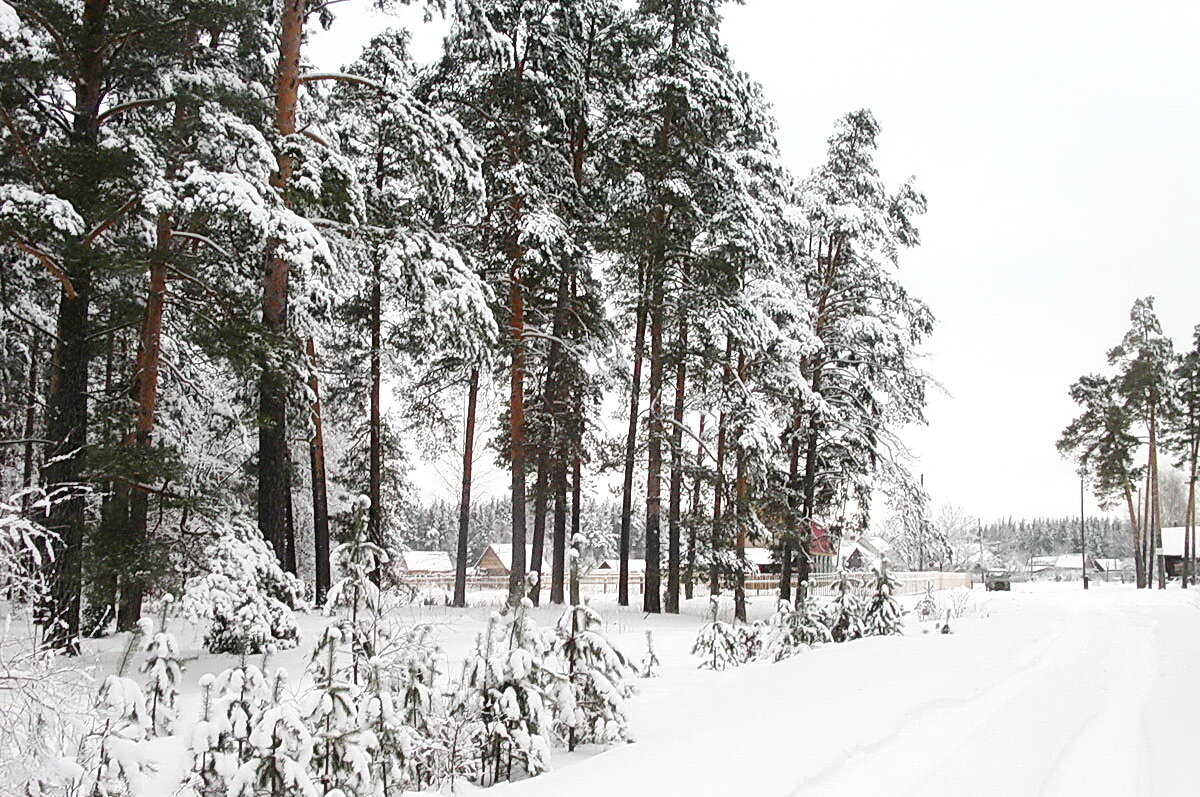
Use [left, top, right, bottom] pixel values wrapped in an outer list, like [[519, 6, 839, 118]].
[[303, 625, 370, 795], [182, 519, 303, 654], [458, 595, 556, 785], [229, 668, 318, 797], [823, 570, 867, 643], [760, 597, 831, 662], [864, 563, 905, 636], [178, 674, 226, 797], [552, 604, 635, 750], [138, 617, 183, 735], [692, 598, 743, 670]]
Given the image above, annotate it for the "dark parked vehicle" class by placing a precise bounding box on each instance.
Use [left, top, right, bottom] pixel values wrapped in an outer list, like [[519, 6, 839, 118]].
[[984, 569, 1012, 591]]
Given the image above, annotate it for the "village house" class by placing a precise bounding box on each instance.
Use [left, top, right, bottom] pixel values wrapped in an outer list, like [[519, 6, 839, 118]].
[[395, 550, 454, 577], [473, 543, 552, 578]]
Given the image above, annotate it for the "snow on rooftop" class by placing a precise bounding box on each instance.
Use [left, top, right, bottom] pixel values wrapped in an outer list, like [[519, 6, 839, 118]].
[[1162, 527, 1193, 557], [599, 558, 646, 572], [398, 550, 453, 572]]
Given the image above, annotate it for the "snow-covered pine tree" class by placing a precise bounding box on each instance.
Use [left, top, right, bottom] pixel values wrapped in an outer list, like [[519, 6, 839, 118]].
[[137, 617, 182, 736], [552, 603, 635, 751], [212, 658, 273, 769], [824, 569, 867, 643], [229, 668, 317, 797], [182, 519, 303, 654], [458, 594, 555, 785], [326, 497, 386, 683], [692, 597, 741, 670], [761, 596, 831, 662], [178, 673, 226, 797], [303, 625, 369, 796], [864, 562, 905, 636]]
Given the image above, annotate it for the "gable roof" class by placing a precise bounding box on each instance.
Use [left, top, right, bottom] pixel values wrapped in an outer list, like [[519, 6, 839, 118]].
[[477, 543, 551, 573], [598, 558, 646, 572], [398, 550, 453, 573], [1162, 527, 1193, 557]]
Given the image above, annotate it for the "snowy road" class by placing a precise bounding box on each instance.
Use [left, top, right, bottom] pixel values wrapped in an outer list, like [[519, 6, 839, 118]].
[[492, 584, 1200, 797]]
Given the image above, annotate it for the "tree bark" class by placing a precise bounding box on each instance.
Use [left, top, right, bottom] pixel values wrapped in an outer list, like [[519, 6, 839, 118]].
[[454, 368, 479, 608], [643, 276, 665, 614], [1123, 482, 1144, 588], [551, 458, 568, 604], [307, 338, 330, 604], [618, 288, 648, 606], [529, 451, 549, 604], [258, 0, 307, 571], [507, 257, 528, 606], [733, 349, 748, 623], [684, 413, 704, 601], [21, 332, 39, 514], [709, 340, 733, 596], [1150, 400, 1164, 588], [779, 430, 800, 603], [570, 449, 582, 606], [665, 317, 687, 613], [368, 249, 383, 577]]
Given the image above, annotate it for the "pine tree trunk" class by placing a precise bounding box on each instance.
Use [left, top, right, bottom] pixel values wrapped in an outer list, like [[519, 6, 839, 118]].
[[1150, 401, 1164, 588], [551, 459, 567, 604], [368, 252, 383, 576], [529, 452, 549, 604], [733, 349, 748, 623], [570, 451, 582, 606], [709, 340, 732, 596], [454, 368, 479, 608], [618, 290, 648, 606], [779, 430, 800, 603], [684, 413, 704, 601], [307, 338, 330, 604], [21, 332, 39, 514], [1123, 482, 1144, 588], [665, 318, 687, 613], [643, 277, 665, 614], [42, 0, 109, 650], [258, 0, 306, 571], [507, 257, 528, 606]]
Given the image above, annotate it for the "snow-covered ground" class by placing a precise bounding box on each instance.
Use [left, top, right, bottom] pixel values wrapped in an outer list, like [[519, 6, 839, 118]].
[[51, 582, 1200, 796], [489, 583, 1200, 797]]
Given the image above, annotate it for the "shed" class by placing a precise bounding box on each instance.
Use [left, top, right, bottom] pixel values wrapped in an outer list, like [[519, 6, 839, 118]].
[[1161, 527, 1197, 577], [397, 550, 454, 575], [474, 543, 551, 577]]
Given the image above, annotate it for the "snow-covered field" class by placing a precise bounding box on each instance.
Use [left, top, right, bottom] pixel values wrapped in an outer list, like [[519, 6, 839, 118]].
[[48, 582, 1200, 796]]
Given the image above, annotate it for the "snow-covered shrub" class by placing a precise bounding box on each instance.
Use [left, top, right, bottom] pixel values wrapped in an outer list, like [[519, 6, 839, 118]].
[[552, 604, 635, 750], [75, 664, 154, 796], [736, 621, 765, 661], [864, 563, 905, 636], [178, 673, 226, 797], [303, 625, 369, 795], [640, 630, 661, 678], [138, 617, 182, 735], [915, 584, 938, 621], [692, 598, 742, 670], [823, 570, 867, 643], [182, 519, 303, 654], [458, 593, 556, 785], [760, 597, 831, 662], [229, 668, 317, 797], [0, 492, 93, 793], [212, 659, 273, 767]]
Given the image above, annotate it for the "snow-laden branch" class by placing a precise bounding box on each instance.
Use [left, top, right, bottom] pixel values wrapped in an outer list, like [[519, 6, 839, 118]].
[[96, 96, 170, 126], [171, 230, 232, 259], [298, 72, 386, 91]]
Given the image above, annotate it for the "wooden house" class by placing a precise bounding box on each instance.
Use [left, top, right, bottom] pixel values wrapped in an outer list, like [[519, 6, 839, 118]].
[[474, 543, 551, 577], [1161, 527, 1195, 578], [396, 550, 454, 576]]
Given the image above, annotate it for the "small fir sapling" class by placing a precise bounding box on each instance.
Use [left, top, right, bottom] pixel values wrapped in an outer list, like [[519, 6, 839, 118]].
[[864, 562, 905, 636], [394, 625, 448, 790], [552, 603, 635, 751], [76, 626, 154, 796], [303, 625, 369, 796], [326, 496, 387, 682], [824, 569, 867, 643], [736, 621, 766, 662], [641, 630, 661, 678], [229, 668, 318, 797], [357, 653, 418, 796], [138, 617, 183, 736], [213, 656, 273, 766], [692, 597, 741, 670], [460, 586, 554, 785], [760, 597, 831, 662], [915, 584, 938, 621], [179, 673, 226, 797]]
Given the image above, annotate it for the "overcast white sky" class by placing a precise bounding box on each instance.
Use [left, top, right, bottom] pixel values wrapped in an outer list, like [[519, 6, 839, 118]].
[[311, 0, 1200, 523]]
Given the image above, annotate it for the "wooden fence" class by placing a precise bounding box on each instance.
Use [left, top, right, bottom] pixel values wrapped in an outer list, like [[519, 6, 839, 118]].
[[399, 570, 972, 598]]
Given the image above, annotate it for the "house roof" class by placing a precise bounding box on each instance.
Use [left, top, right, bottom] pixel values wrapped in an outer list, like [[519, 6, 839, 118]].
[[1095, 558, 1124, 571], [744, 547, 774, 567], [807, 521, 835, 556], [1030, 554, 1090, 570], [477, 543, 551, 572], [598, 558, 646, 572], [398, 550, 453, 573]]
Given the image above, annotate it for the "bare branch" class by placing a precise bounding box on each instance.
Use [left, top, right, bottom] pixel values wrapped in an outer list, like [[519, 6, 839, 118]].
[[298, 72, 386, 91]]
